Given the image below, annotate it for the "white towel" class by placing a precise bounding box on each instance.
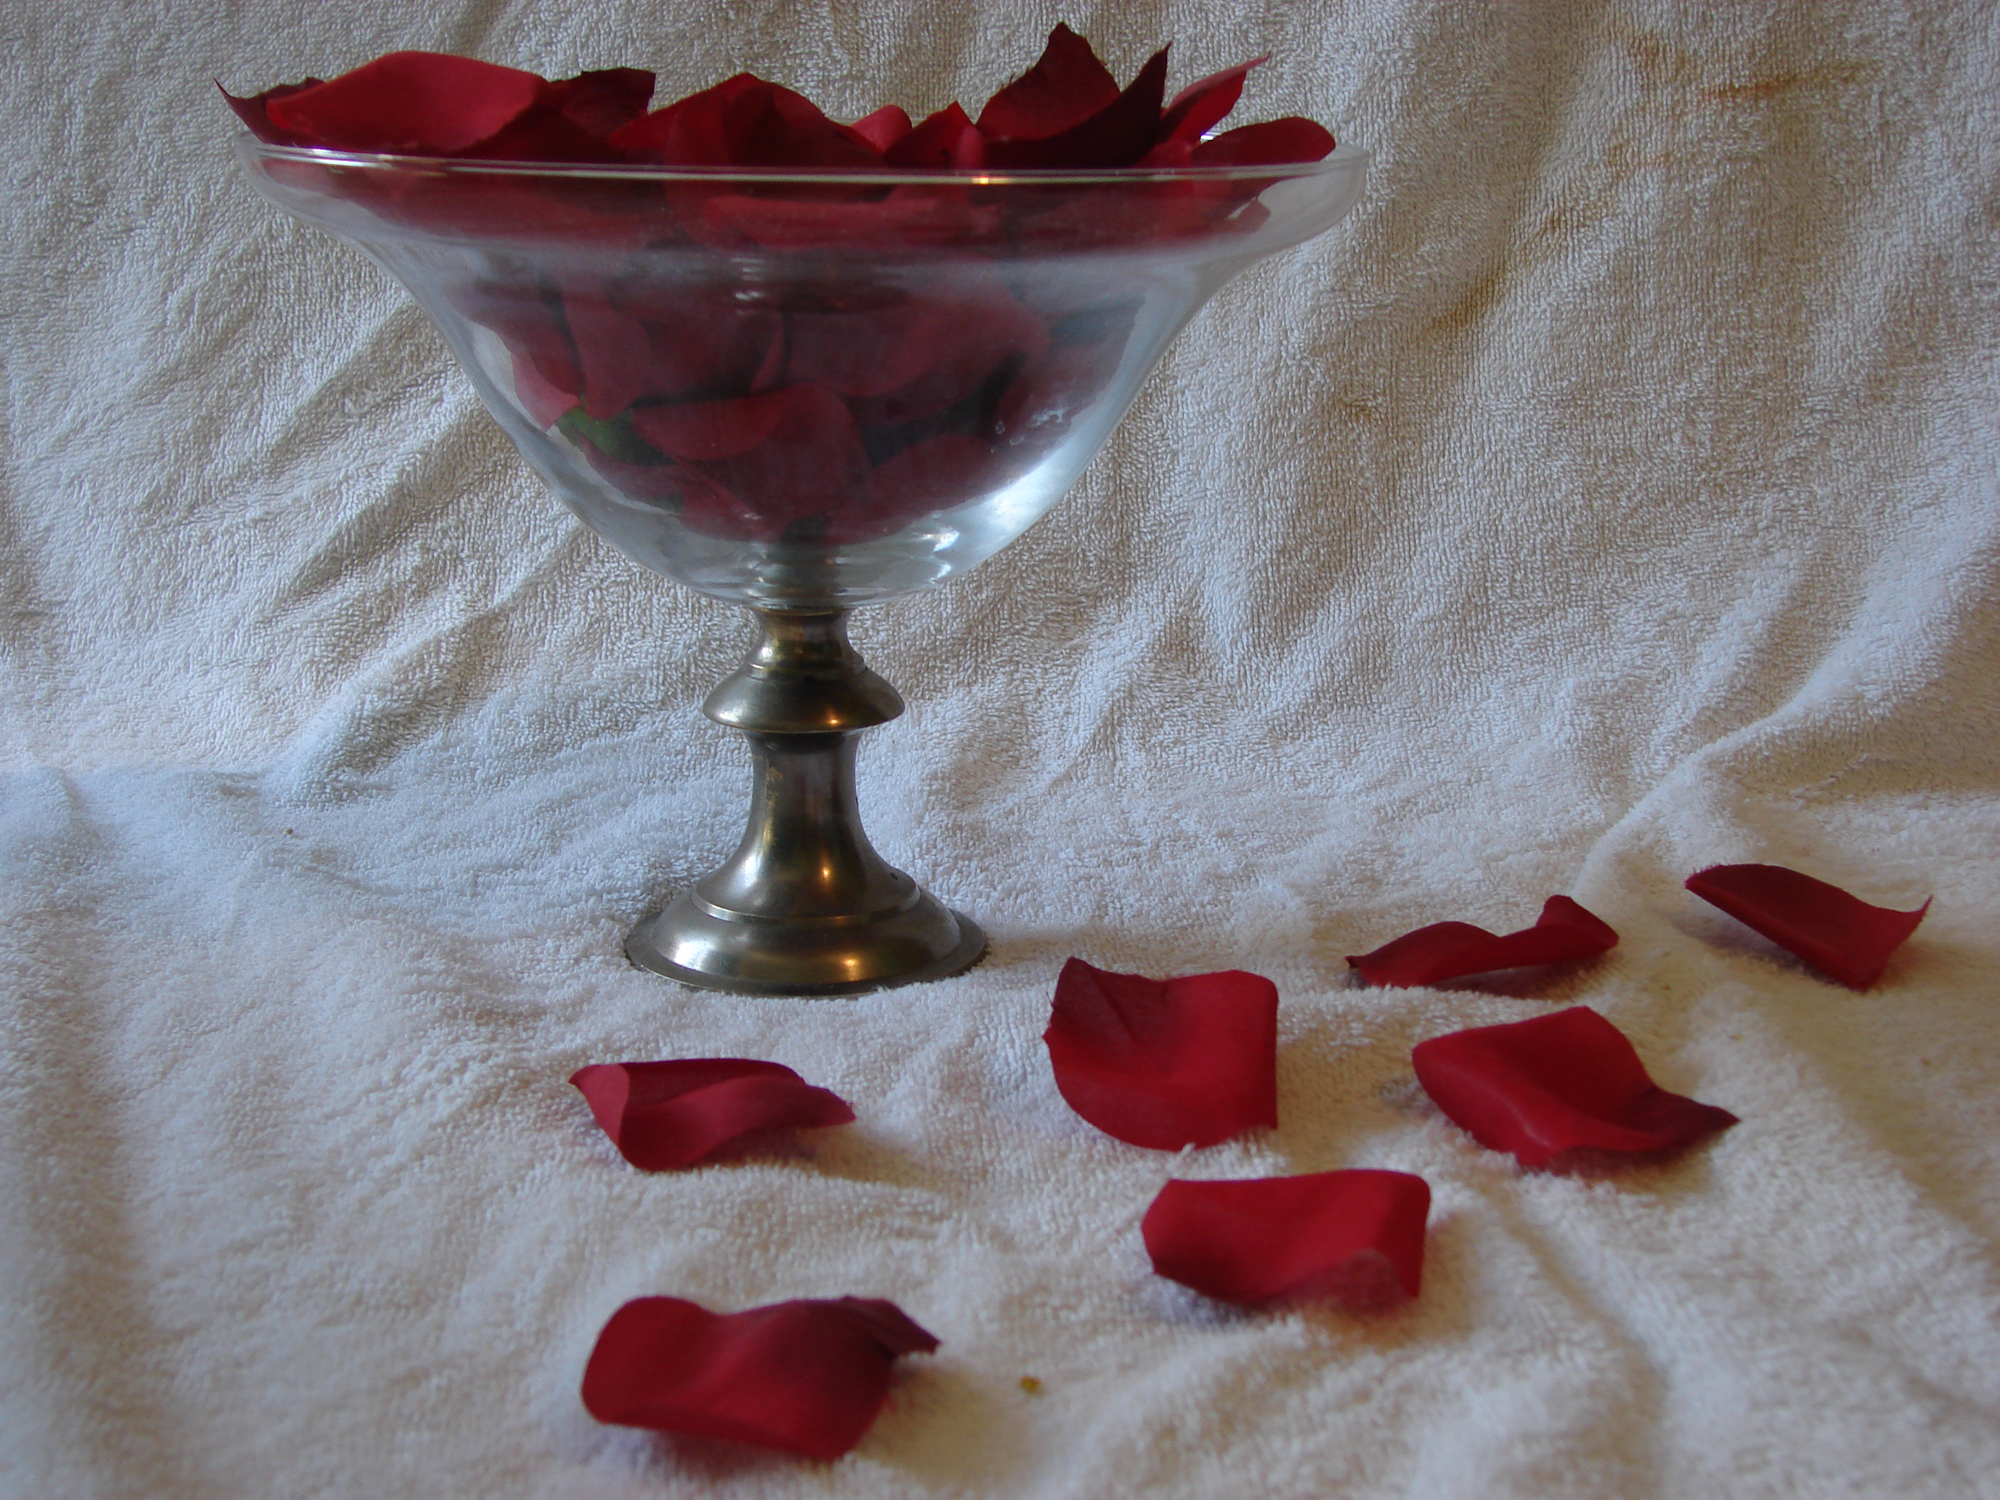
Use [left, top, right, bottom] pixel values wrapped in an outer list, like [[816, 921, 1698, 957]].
[[3, 2, 1997, 1495]]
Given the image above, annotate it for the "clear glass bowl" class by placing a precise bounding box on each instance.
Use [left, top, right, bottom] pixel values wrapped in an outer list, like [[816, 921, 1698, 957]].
[[236, 142, 1368, 611]]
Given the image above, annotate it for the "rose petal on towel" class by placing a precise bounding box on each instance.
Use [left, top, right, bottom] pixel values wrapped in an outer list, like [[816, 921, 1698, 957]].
[[1347, 895, 1618, 988], [264, 52, 547, 155], [1143, 1170, 1430, 1310], [569, 1059, 855, 1170], [1412, 1007, 1738, 1169], [1044, 957, 1278, 1149], [582, 1295, 938, 1460], [1685, 863, 1930, 989]]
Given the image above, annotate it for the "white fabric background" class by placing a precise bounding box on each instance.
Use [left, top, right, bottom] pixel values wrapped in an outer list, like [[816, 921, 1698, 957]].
[[3, 2, 1997, 1496]]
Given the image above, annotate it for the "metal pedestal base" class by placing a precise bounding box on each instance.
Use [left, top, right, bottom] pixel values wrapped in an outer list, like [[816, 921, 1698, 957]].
[[625, 609, 987, 996]]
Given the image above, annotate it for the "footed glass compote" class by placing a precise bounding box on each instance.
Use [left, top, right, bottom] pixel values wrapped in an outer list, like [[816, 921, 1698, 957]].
[[238, 142, 1366, 994]]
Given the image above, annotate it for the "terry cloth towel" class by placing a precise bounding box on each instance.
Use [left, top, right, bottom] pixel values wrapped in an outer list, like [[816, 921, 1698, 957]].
[[2, 2, 1997, 1496]]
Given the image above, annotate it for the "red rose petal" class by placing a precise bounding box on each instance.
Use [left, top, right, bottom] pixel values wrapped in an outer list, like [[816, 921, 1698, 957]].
[[630, 387, 800, 462], [1189, 117, 1337, 167], [1412, 1007, 1738, 1169], [582, 1295, 938, 1461], [882, 103, 986, 170], [983, 47, 1170, 170], [218, 79, 325, 145], [720, 81, 885, 168], [1686, 863, 1929, 989], [1155, 56, 1265, 146], [976, 23, 1122, 141], [1143, 1170, 1430, 1309], [850, 104, 913, 152], [563, 279, 781, 419], [1043, 957, 1277, 1150], [1348, 895, 1618, 988], [569, 1059, 855, 1170], [265, 51, 547, 155], [541, 67, 657, 139], [833, 289, 1048, 425], [680, 383, 870, 529], [609, 73, 764, 165]]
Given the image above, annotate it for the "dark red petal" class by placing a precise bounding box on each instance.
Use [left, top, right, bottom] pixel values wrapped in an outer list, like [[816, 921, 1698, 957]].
[[1189, 117, 1337, 167], [562, 279, 781, 419], [1143, 1171, 1430, 1309], [983, 47, 1170, 170], [1043, 957, 1278, 1150], [850, 104, 913, 152], [819, 288, 1047, 422], [1156, 56, 1266, 145], [1348, 895, 1618, 988], [882, 103, 986, 170], [976, 23, 1122, 140], [582, 1296, 938, 1461], [630, 388, 801, 462], [1412, 1007, 1738, 1169], [217, 79, 324, 145], [264, 52, 547, 155], [543, 67, 656, 138], [713, 81, 884, 168], [685, 383, 872, 530], [569, 1059, 854, 1171], [1686, 863, 1929, 989], [610, 73, 766, 165]]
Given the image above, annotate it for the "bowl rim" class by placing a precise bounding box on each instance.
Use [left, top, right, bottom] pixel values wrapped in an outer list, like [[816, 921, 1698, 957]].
[[234, 134, 1369, 188]]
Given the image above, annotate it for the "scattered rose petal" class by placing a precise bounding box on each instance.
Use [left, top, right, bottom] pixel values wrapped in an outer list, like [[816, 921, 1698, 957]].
[[1143, 1170, 1430, 1309], [1348, 895, 1618, 988], [1413, 1007, 1737, 1169], [582, 1295, 937, 1460], [1686, 863, 1929, 989], [1044, 957, 1277, 1149], [569, 1059, 854, 1170]]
